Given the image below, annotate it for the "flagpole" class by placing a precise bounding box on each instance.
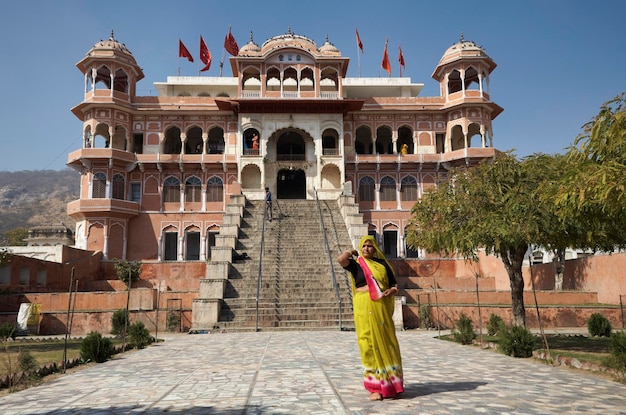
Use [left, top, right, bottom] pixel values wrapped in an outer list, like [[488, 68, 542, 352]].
[[357, 44, 361, 78], [178, 58, 181, 77], [219, 49, 226, 77]]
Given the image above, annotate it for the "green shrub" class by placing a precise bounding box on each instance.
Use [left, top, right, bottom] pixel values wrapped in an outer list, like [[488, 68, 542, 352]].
[[17, 348, 40, 385], [0, 322, 17, 341], [418, 304, 432, 329], [166, 311, 180, 332], [111, 309, 129, 336], [498, 325, 535, 358], [487, 313, 505, 336], [587, 313, 612, 337], [605, 331, 626, 371], [452, 313, 476, 345], [80, 331, 114, 363], [128, 322, 153, 349]]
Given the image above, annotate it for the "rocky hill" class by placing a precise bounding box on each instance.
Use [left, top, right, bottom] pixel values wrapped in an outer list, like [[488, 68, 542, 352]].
[[0, 169, 80, 243]]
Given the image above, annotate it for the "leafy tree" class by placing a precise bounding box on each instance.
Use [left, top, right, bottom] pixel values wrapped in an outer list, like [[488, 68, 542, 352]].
[[112, 259, 142, 287], [407, 152, 567, 326], [554, 94, 626, 250], [2, 227, 28, 246]]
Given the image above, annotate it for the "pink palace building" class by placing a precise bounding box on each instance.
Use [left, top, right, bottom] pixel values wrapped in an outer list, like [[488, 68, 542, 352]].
[[66, 29, 502, 264]]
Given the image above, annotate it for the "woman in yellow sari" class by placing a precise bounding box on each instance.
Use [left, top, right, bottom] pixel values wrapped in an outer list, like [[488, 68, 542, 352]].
[[337, 235, 404, 401]]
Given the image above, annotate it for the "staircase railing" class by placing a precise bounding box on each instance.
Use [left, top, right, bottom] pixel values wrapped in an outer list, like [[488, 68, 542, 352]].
[[255, 200, 268, 331], [313, 187, 344, 330]]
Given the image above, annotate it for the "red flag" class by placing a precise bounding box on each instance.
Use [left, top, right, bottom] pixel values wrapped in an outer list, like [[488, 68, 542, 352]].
[[398, 46, 405, 69], [381, 38, 391, 76], [199, 36, 211, 72], [224, 28, 239, 56], [179, 39, 193, 62], [356, 28, 363, 53]]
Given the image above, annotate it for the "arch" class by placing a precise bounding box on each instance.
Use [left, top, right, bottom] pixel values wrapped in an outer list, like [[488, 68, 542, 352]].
[[184, 176, 202, 202], [400, 175, 418, 202], [163, 176, 180, 202], [94, 65, 111, 89], [404, 224, 420, 258], [111, 126, 127, 150], [450, 125, 464, 151], [186, 126, 203, 154], [380, 175, 396, 201], [94, 123, 110, 148], [108, 223, 125, 259], [465, 66, 479, 90], [162, 224, 179, 261], [276, 130, 305, 161], [355, 125, 373, 154], [320, 67, 339, 92], [397, 125, 413, 154], [112, 173, 125, 200], [266, 66, 281, 91], [242, 66, 261, 92], [207, 126, 225, 154], [322, 128, 339, 155], [448, 69, 462, 94], [241, 164, 262, 189], [86, 222, 105, 253], [320, 164, 341, 189], [358, 176, 375, 202], [277, 168, 306, 199], [184, 224, 201, 261], [206, 176, 224, 202], [300, 67, 314, 92], [283, 67, 298, 93], [243, 127, 260, 154], [84, 125, 92, 148], [467, 122, 482, 147], [382, 222, 399, 258], [164, 126, 182, 154], [92, 172, 107, 198], [113, 68, 129, 93], [376, 125, 393, 154]]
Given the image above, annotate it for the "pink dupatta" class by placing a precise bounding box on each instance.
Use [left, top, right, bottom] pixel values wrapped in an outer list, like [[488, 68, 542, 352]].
[[357, 256, 383, 301]]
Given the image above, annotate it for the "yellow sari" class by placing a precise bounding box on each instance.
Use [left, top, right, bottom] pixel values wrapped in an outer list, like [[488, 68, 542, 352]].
[[352, 235, 404, 398]]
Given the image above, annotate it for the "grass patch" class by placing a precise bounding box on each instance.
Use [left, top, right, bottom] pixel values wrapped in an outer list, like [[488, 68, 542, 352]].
[[0, 337, 123, 379]]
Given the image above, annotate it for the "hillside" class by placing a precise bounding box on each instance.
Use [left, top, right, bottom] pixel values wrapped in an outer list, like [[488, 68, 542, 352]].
[[0, 169, 80, 243]]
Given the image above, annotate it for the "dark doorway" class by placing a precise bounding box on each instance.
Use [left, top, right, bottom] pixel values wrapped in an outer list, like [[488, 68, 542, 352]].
[[277, 168, 306, 199]]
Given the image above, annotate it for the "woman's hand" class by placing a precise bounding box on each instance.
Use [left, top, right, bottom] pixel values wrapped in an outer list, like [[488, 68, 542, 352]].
[[383, 286, 398, 297]]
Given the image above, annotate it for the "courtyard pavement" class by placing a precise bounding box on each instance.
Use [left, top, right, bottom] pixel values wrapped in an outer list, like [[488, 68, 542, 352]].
[[1, 329, 625, 415]]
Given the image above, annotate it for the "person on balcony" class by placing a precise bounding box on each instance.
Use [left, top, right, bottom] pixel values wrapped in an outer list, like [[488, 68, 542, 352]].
[[337, 235, 404, 401]]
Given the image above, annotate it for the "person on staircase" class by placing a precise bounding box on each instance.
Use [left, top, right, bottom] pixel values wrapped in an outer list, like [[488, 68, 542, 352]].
[[265, 187, 273, 222], [337, 235, 404, 401]]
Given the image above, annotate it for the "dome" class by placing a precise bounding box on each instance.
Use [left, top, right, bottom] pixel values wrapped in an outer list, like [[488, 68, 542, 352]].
[[87, 30, 134, 57], [261, 27, 319, 55], [239, 32, 262, 56], [438, 33, 490, 66], [319, 35, 340, 56]]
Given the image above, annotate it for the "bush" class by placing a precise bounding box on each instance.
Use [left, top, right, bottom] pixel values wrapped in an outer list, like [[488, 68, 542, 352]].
[[0, 322, 17, 341], [418, 304, 432, 329], [587, 313, 612, 337], [18, 348, 40, 385], [166, 311, 181, 332], [128, 322, 153, 349], [452, 313, 476, 345], [80, 331, 113, 363], [498, 325, 535, 358], [111, 309, 129, 337], [606, 330, 626, 370], [487, 313, 505, 336]]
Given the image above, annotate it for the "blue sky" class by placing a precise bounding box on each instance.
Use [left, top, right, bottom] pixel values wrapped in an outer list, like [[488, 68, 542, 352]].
[[1, 0, 624, 172]]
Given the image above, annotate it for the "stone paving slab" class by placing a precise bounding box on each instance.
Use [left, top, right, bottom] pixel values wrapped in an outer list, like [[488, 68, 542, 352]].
[[1, 330, 625, 414]]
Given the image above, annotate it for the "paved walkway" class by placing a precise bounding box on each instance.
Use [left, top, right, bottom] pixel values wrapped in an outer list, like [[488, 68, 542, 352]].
[[1, 330, 625, 414]]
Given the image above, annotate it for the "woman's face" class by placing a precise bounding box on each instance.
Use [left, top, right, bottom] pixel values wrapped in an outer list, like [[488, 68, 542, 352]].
[[361, 241, 375, 259]]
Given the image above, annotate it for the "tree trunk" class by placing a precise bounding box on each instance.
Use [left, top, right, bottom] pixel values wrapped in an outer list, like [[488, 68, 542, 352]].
[[553, 248, 565, 291], [499, 245, 528, 327]]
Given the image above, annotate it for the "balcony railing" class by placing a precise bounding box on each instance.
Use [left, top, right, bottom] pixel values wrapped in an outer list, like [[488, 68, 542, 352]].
[[276, 154, 305, 161]]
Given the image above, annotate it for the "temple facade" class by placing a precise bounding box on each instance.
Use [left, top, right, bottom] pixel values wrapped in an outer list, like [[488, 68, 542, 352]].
[[67, 30, 502, 263]]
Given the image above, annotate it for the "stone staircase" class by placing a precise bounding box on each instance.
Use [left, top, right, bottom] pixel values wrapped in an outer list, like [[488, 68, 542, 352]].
[[195, 197, 356, 332]]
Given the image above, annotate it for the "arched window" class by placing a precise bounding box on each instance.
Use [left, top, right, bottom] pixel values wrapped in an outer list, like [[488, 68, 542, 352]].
[[112, 173, 125, 200], [163, 176, 180, 202], [92, 172, 107, 198], [380, 176, 396, 201], [206, 176, 223, 202], [359, 176, 375, 202], [185, 176, 202, 202], [401, 175, 418, 201]]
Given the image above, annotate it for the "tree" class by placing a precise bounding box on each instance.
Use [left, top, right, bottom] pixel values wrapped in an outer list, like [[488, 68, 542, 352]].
[[112, 259, 142, 287], [407, 152, 562, 326], [1, 227, 28, 246], [554, 94, 626, 251]]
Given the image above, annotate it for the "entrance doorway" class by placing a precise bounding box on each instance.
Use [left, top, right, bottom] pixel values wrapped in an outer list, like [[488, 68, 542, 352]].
[[277, 168, 306, 199]]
